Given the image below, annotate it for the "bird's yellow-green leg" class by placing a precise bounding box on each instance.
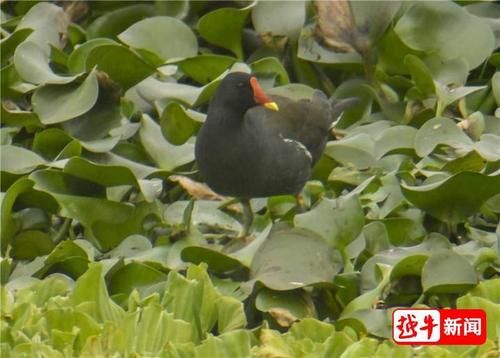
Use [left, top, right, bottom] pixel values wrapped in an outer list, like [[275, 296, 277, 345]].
[[240, 198, 253, 237]]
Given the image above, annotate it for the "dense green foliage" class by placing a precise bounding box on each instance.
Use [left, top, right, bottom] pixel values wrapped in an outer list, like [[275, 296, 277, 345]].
[[1, 0, 499, 356]]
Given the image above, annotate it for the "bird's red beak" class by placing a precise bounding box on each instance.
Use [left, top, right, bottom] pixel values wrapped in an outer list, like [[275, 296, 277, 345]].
[[250, 76, 279, 111]]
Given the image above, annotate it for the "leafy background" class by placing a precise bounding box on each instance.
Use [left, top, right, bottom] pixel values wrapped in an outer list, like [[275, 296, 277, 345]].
[[1, 0, 499, 356]]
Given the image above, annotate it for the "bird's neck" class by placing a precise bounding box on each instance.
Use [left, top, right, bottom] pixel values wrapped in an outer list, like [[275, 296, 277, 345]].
[[208, 99, 249, 128]]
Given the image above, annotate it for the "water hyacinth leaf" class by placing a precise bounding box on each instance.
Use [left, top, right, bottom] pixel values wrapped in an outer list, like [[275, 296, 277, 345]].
[[67, 38, 117, 74], [421, 250, 477, 294], [1, 104, 42, 128], [32, 128, 73, 160], [395, 1, 495, 70], [164, 200, 241, 234], [11, 230, 55, 260], [118, 16, 198, 61], [435, 82, 486, 111], [474, 134, 500, 162], [256, 288, 313, 327], [108, 262, 167, 296], [32, 70, 99, 124], [135, 77, 202, 107], [1, 145, 46, 174], [1, 28, 33, 65], [86, 44, 156, 90], [198, 5, 252, 59], [86, 4, 155, 40], [251, 0, 306, 40], [295, 195, 364, 247], [181, 246, 245, 274], [341, 264, 391, 317], [249, 226, 341, 290], [404, 54, 435, 96], [267, 83, 316, 101], [402, 171, 500, 225], [324, 134, 376, 169], [389, 255, 429, 282], [160, 102, 201, 145], [465, 3, 500, 48], [63, 157, 138, 188], [1, 178, 35, 253], [175, 54, 237, 84], [29, 170, 158, 250], [16, 2, 69, 47], [414, 117, 473, 157], [139, 114, 195, 170], [441, 150, 485, 175], [374, 125, 417, 159], [14, 41, 77, 84], [381, 217, 426, 246], [250, 57, 290, 86]]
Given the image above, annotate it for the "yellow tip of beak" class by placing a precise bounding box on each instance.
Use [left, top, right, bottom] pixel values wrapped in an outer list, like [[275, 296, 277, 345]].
[[264, 102, 279, 111]]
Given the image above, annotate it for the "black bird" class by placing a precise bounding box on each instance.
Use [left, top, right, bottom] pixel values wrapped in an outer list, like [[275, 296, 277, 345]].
[[195, 72, 358, 235]]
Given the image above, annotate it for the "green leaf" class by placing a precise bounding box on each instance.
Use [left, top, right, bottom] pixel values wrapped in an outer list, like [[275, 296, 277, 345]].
[[324, 134, 376, 170], [395, 1, 495, 69], [160, 102, 202, 145], [267, 83, 316, 101], [86, 4, 155, 40], [374, 126, 417, 159], [249, 226, 341, 290], [108, 262, 167, 296], [14, 41, 77, 84], [404, 54, 435, 96], [256, 288, 313, 326], [295, 195, 364, 247], [421, 250, 477, 294], [198, 6, 252, 59], [381, 217, 426, 246], [474, 134, 500, 162], [1, 145, 46, 174], [11, 230, 55, 260], [32, 70, 99, 124], [16, 2, 69, 47], [67, 38, 116, 74], [251, 0, 306, 40], [118, 16, 198, 61], [32, 128, 73, 160], [86, 44, 156, 90], [194, 330, 252, 358], [250, 57, 290, 86], [70, 263, 125, 322], [341, 264, 391, 317], [0, 28, 33, 65], [414, 117, 473, 157], [1, 104, 42, 128], [402, 171, 500, 225], [175, 54, 237, 85], [139, 114, 194, 170]]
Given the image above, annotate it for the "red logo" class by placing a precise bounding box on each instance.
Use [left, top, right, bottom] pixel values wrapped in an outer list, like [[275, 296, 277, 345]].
[[393, 309, 486, 345]]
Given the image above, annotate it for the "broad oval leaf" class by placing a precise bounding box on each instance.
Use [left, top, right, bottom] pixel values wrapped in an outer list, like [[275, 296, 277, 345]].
[[119, 16, 198, 61], [421, 250, 477, 294], [32, 70, 99, 124], [249, 226, 342, 290], [402, 171, 500, 225]]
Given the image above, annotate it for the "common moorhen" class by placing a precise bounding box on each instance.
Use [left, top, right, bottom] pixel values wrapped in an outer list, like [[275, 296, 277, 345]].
[[195, 72, 358, 235]]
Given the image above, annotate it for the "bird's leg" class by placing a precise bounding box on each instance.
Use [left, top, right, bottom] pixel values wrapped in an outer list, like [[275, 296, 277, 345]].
[[240, 198, 254, 237], [295, 194, 306, 214]]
